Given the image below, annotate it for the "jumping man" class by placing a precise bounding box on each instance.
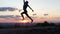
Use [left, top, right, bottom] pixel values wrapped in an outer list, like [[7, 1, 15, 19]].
[[21, 0, 34, 23]]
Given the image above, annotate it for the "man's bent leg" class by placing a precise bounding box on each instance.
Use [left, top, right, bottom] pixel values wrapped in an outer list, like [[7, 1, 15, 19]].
[[21, 12, 24, 20], [25, 13, 33, 23]]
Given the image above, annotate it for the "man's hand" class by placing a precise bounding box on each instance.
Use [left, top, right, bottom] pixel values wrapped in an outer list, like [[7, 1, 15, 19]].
[[32, 10, 34, 12]]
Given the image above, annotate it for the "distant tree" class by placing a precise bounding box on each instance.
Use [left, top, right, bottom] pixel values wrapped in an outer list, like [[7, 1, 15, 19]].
[[42, 21, 50, 26]]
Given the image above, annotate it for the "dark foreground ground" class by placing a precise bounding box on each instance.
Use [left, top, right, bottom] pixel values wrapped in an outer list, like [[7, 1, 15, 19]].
[[0, 27, 60, 34]]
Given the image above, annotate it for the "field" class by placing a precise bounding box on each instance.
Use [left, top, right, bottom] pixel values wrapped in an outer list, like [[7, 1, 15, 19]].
[[0, 22, 60, 34], [0, 26, 60, 34]]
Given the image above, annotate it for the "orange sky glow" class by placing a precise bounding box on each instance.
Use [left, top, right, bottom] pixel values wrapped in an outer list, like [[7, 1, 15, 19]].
[[0, 17, 60, 23]]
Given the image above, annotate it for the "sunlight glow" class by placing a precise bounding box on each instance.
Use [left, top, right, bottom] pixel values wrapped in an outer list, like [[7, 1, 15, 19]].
[[20, 20, 29, 23]]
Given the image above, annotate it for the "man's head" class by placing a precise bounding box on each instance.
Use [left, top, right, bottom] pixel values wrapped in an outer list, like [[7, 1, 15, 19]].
[[26, 1, 28, 3]]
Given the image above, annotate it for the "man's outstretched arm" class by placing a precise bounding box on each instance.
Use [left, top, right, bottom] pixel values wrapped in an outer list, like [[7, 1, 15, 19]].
[[23, 0, 25, 3], [28, 5, 34, 12]]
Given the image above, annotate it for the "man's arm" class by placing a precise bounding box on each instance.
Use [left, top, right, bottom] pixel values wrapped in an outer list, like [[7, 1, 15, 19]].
[[23, 0, 25, 3], [28, 5, 34, 12]]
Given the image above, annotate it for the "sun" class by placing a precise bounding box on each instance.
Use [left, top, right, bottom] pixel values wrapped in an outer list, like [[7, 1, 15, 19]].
[[20, 20, 29, 23], [22, 20, 28, 23]]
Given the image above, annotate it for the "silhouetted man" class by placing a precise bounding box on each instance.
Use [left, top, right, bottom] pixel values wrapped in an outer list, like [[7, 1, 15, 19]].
[[21, 0, 34, 23]]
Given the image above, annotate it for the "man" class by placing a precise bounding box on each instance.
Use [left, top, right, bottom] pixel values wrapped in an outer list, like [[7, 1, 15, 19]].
[[21, 0, 34, 23]]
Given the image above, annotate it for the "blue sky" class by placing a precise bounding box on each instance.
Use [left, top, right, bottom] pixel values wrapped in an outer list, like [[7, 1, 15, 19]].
[[0, 0, 60, 16], [0, 0, 60, 22]]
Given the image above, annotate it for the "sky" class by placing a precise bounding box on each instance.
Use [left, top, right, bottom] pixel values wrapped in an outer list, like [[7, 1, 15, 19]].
[[0, 0, 60, 23]]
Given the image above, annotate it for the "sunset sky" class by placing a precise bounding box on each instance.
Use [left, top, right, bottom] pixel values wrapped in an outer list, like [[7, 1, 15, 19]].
[[0, 0, 60, 23]]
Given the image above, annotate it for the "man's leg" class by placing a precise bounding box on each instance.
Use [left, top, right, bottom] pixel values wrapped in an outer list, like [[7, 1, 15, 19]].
[[25, 13, 33, 23], [21, 12, 24, 20]]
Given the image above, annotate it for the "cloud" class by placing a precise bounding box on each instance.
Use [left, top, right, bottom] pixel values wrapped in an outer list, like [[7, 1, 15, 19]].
[[44, 14, 48, 16], [0, 15, 21, 20], [0, 7, 18, 11]]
